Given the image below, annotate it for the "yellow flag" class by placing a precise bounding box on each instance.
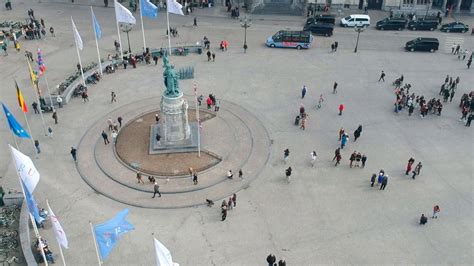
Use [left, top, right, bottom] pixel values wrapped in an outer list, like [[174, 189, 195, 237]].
[[27, 60, 37, 85]]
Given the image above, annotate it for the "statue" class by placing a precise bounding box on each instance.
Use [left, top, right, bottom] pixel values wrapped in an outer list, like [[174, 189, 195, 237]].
[[162, 54, 181, 98]]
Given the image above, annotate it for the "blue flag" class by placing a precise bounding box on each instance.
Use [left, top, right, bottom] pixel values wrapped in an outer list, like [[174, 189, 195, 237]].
[[2, 103, 30, 138], [94, 209, 134, 260], [21, 180, 44, 224], [91, 9, 102, 39], [141, 0, 158, 18]]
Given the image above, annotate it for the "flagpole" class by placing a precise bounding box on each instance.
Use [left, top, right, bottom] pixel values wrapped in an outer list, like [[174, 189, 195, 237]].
[[139, 0, 147, 52], [9, 130, 19, 149], [91, 7, 103, 76], [115, 0, 124, 60], [21, 106, 39, 158], [193, 83, 201, 157], [89, 221, 102, 266], [73, 36, 86, 87], [26, 59, 48, 136], [46, 200, 66, 266], [166, 8, 172, 56], [8, 145, 48, 266], [43, 76, 54, 111]]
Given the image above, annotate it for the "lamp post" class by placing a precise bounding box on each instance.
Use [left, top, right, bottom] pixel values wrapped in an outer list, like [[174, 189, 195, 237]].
[[354, 26, 364, 53], [240, 16, 252, 53], [120, 23, 133, 55]]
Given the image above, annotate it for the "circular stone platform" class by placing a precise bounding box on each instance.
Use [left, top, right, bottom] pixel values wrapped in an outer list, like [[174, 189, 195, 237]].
[[75, 96, 271, 208], [115, 110, 221, 176]]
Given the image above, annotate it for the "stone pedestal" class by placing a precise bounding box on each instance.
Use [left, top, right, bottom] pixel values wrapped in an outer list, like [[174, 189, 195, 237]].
[[160, 94, 190, 143]]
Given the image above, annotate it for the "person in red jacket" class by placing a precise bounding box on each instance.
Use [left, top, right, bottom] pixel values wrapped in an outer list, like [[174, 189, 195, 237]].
[[338, 104, 344, 115], [206, 97, 212, 109]]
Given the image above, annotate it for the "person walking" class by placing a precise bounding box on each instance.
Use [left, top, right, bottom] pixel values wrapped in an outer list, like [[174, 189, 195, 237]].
[[285, 166, 292, 183], [377, 170, 384, 185], [221, 200, 228, 221], [332, 147, 341, 161], [227, 170, 233, 179], [283, 148, 290, 163], [378, 70, 385, 82], [193, 173, 198, 185], [406, 157, 415, 175], [340, 133, 348, 149], [52, 111, 58, 124], [267, 254, 276, 266], [370, 173, 376, 187], [467, 58, 472, 69], [349, 151, 356, 168], [333, 81, 338, 94], [32, 102, 39, 114], [49, 26, 55, 37], [466, 113, 474, 127], [212, 52, 216, 62], [34, 140, 41, 154], [70, 147, 77, 162], [353, 125, 362, 142], [380, 175, 388, 190], [47, 127, 53, 138], [206, 50, 211, 61], [310, 151, 317, 167], [412, 162, 422, 179], [232, 193, 237, 208], [338, 104, 344, 116], [334, 41, 338, 52], [56, 95, 63, 108], [361, 154, 367, 168], [117, 116, 123, 127], [136, 171, 144, 184], [338, 127, 345, 141], [111, 91, 117, 103], [238, 169, 243, 179], [335, 153, 342, 167], [193, 17, 198, 28], [432, 205, 440, 218], [301, 85, 307, 99], [101, 131, 110, 145], [152, 182, 161, 198], [111, 130, 118, 144]]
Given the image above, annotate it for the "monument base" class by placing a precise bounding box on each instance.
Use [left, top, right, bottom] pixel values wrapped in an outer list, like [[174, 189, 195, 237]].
[[149, 122, 199, 154]]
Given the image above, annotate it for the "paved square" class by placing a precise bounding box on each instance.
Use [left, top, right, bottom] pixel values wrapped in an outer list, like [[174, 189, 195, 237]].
[[0, 1, 472, 265]]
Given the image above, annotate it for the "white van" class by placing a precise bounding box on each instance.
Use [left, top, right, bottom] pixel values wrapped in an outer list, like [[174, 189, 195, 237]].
[[340, 14, 371, 27]]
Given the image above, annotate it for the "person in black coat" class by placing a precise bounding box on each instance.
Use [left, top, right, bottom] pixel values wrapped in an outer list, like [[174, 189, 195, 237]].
[[353, 125, 362, 142], [266, 254, 276, 266]]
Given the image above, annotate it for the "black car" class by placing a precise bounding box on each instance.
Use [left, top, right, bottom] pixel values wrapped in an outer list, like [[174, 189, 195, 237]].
[[405, 37, 439, 52], [407, 19, 439, 31], [305, 14, 336, 25], [440, 22, 469, 33], [303, 23, 334, 36], [376, 18, 408, 30]]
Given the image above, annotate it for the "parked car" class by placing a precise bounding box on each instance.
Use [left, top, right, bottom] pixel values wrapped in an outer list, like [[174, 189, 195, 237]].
[[405, 37, 439, 52], [440, 22, 469, 33], [376, 17, 408, 30], [340, 14, 370, 27], [407, 18, 439, 31], [303, 23, 334, 36], [306, 14, 336, 25]]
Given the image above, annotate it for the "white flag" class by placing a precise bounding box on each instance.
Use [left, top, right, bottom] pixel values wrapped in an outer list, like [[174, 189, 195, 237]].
[[154, 238, 179, 266], [47, 202, 69, 249], [9, 145, 40, 193], [115, 0, 137, 24], [71, 17, 83, 50], [167, 0, 184, 15]]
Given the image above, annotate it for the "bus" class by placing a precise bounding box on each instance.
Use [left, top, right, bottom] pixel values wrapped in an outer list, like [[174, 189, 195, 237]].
[[266, 31, 313, 49]]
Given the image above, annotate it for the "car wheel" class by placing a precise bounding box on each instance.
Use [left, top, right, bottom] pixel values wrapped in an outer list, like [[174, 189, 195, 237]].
[[296, 45, 302, 50], [380, 27, 384, 30], [430, 27, 434, 31], [410, 48, 415, 52], [325, 33, 329, 37], [430, 48, 435, 53], [462, 29, 467, 33], [398, 27, 402, 31], [412, 27, 416, 31], [446, 29, 450, 33], [270, 44, 275, 48]]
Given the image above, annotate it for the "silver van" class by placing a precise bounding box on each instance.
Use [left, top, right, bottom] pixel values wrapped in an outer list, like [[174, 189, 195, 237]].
[[340, 14, 371, 27]]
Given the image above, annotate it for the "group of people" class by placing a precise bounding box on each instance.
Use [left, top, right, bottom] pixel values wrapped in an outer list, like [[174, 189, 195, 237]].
[[451, 44, 472, 69], [459, 92, 474, 127], [370, 170, 388, 190], [266, 254, 286, 266], [220, 194, 237, 221]]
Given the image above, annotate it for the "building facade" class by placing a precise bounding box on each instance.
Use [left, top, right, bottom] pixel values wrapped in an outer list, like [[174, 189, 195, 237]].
[[247, 0, 473, 14]]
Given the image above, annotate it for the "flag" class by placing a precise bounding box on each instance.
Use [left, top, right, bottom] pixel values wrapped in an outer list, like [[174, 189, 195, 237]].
[[71, 17, 84, 50], [115, 0, 136, 24], [16, 81, 28, 113], [94, 209, 134, 260], [47, 202, 69, 249], [37, 48, 46, 76], [167, 0, 183, 15], [10, 145, 39, 192], [21, 180, 44, 224], [27, 60, 37, 85], [141, 0, 158, 18], [92, 8, 102, 40], [154, 238, 179, 266], [2, 103, 30, 138]]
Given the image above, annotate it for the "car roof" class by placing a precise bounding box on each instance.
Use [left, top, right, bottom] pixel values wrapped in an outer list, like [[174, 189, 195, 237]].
[[414, 37, 439, 42], [315, 14, 335, 18]]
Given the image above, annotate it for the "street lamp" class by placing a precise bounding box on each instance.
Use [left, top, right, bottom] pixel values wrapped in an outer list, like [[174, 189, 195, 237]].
[[240, 16, 252, 53], [354, 26, 364, 53], [120, 23, 133, 55]]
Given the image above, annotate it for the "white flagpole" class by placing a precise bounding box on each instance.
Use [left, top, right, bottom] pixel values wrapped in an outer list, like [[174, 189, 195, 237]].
[[8, 146, 48, 265], [46, 200, 66, 266], [91, 7, 103, 75], [43, 76, 54, 111], [71, 17, 86, 87], [166, 8, 172, 56], [89, 222, 102, 266], [193, 83, 201, 157], [9, 130, 19, 149], [115, 1, 124, 59], [21, 108, 39, 158], [26, 59, 48, 136], [139, 0, 147, 52]]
